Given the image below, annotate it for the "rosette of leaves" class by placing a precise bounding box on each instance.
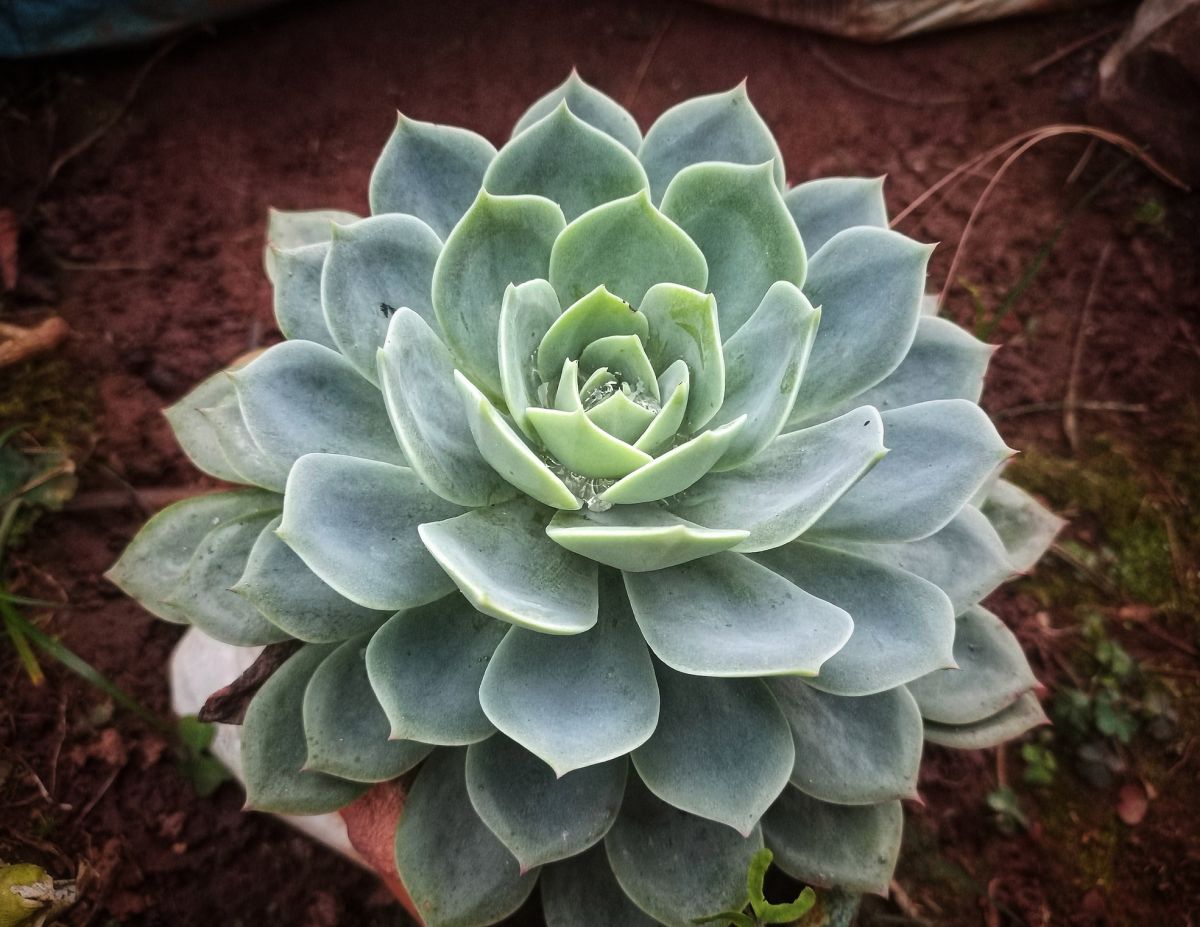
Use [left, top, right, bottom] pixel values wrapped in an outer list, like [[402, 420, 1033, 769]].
[[108, 73, 1064, 927]]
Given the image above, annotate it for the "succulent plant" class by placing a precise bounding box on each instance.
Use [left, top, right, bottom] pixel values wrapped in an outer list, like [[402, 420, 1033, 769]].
[[108, 73, 1064, 927]]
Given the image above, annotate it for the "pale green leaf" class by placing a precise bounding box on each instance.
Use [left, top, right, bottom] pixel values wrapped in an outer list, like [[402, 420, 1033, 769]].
[[598, 416, 745, 505], [536, 285, 648, 382], [579, 334, 659, 400], [499, 279, 562, 439], [512, 71, 642, 153], [640, 283, 724, 432], [547, 506, 748, 572], [585, 389, 657, 443], [633, 360, 689, 454], [527, 406, 652, 479]]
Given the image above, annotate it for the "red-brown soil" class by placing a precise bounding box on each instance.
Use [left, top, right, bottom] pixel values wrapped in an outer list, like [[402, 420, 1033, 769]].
[[1, 1, 1198, 925]]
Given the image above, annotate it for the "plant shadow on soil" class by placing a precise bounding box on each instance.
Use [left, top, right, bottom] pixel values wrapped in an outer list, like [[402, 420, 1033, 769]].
[[1, 1, 1198, 925]]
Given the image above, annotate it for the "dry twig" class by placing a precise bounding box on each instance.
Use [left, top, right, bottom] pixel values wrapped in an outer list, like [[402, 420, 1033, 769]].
[[1064, 242, 1113, 452], [0, 317, 70, 368]]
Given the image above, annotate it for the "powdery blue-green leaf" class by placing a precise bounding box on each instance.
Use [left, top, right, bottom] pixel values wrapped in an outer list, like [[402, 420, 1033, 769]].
[[418, 498, 597, 634], [302, 635, 433, 782], [202, 395, 290, 491], [499, 279, 562, 438], [536, 285, 648, 382], [789, 227, 933, 424], [164, 511, 291, 646], [233, 515, 392, 643], [270, 242, 337, 348], [633, 666, 793, 835], [512, 71, 642, 154], [379, 308, 516, 507], [548, 191, 708, 307], [396, 748, 538, 927], [807, 399, 1013, 543], [541, 844, 657, 927], [479, 574, 659, 775], [763, 788, 902, 896], [547, 506, 748, 572], [661, 161, 806, 335], [434, 192, 565, 399], [466, 735, 627, 870], [769, 678, 922, 805], [487, 103, 648, 221], [923, 691, 1048, 749], [321, 214, 442, 382], [598, 417, 745, 505], [106, 489, 279, 625], [980, 478, 1066, 574], [784, 177, 887, 255], [672, 406, 886, 552], [624, 551, 853, 678], [263, 207, 358, 282], [706, 282, 820, 470], [638, 83, 784, 203], [828, 505, 1013, 615], [365, 597, 506, 745], [606, 773, 763, 927], [640, 283, 724, 432], [233, 340, 405, 473], [455, 373, 582, 510], [907, 605, 1038, 725], [164, 367, 248, 483], [241, 644, 367, 813], [753, 542, 955, 696], [369, 115, 496, 238], [527, 406, 652, 480], [279, 454, 463, 611]]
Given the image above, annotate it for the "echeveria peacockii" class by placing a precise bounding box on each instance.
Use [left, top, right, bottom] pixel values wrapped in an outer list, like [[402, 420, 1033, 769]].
[[108, 72, 1064, 927]]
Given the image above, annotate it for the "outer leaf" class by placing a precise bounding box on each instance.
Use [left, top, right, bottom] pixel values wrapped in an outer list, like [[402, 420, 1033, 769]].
[[498, 279, 562, 438], [164, 511, 291, 646], [233, 340, 405, 472], [673, 406, 886, 552], [369, 115, 496, 238], [433, 192, 565, 398], [632, 666, 793, 835], [418, 498, 598, 634], [241, 644, 367, 813], [923, 691, 1048, 749], [828, 505, 1013, 615], [807, 399, 1013, 543], [396, 748, 538, 927], [762, 788, 902, 896], [640, 283, 724, 432], [512, 71, 642, 153], [233, 515, 392, 643], [365, 597, 506, 745], [624, 551, 853, 678], [278, 454, 464, 611], [637, 84, 785, 203], [754, 542, 956, 696], [467, 735, 627, 870], [455, 373, 582, 510], [536, 285, 648, 382], [478, 573, 659, 775], [541, 844, 658, 927], [321, 214, 442, 382], [263, 207, 358, 282], [784, 176, 887, 255], [202, 395, 290, 491], [548, 191, 707, 307], [106, 489, 279, 624], [769, 678, 923, 804], [907, 605, 1038, 725], [548, 506, 748, 572], [706, 282, 820, 469], [789, 227, 932, 423], [379, 308, 516, 507], [606, 773, 763, 927], [270, 242, 337, 348], [661, 161, 806, 335], [487, 103, 648, 221], [598, 416, 745, 505], [980, 478, 1066, 573], [164, 367, 248, 483], [302, 636, 433, 782]]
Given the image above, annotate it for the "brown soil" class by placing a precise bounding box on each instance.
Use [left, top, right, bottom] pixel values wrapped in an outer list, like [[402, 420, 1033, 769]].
[[2, 1, 1198, 925]]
